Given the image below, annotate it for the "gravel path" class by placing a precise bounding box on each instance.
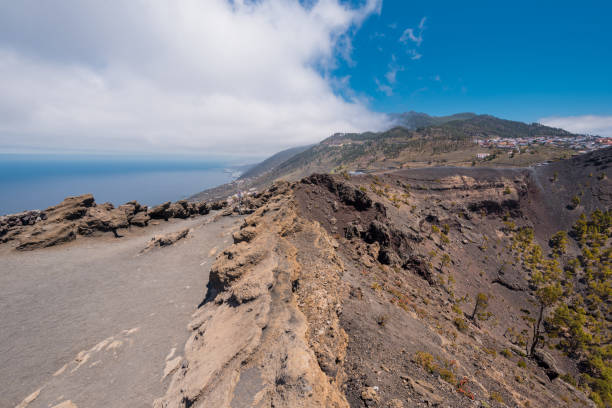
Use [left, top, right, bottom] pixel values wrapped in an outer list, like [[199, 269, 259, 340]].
[[0, 214, 241, 408]]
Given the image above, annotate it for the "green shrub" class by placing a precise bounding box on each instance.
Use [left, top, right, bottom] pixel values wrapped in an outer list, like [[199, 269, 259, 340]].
[[454, 317, 469, 333], [438, 367, 456, 385], [451, 303, 463, 315], [549, 231, 568, 257], [569, 195, 581, 209], [560, 373, 577, 386], [470, 292, 489, 320], [490, 391, 504, 403], [414, 351, 435, 371]]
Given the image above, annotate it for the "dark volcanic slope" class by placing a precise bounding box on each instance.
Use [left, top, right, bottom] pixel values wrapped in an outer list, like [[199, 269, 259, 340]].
[[291, 149, 610, 407], [530, 146, 612, 232]]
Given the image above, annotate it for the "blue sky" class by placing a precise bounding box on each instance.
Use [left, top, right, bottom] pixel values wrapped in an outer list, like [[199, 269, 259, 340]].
[[333, 0, 611, 123], [0, 0, 610, 158]]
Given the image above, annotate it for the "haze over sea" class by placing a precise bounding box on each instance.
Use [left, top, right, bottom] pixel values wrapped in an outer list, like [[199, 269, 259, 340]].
[[0, 154, 241, 215]]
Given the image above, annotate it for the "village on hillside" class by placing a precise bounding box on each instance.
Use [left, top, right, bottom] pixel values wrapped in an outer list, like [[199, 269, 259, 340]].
[[475, 134, 612, 152]]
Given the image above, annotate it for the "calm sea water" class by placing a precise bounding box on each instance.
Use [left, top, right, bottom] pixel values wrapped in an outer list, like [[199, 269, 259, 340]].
[[0, 155, 237, 215]]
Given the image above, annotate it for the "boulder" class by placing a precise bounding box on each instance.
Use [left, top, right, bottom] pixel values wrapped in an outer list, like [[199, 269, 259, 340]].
[[232, 226, 257, 244], [344, 222, 364, 240], [168, 202, 190, 219], [360, 387, 380, 406], [186, 202, 198, 216], [127, 200, 144, 212], [97, 202, 114, 211], [210, 200, 227, 210], [149, 202, 172, 220], [194, 201, 210, 215], [44, 194, 95, 222], [534, 350, 562, 380], [208, 244, 267, 293], [378, 247, 400, 265], [77, 207, 129, 235], [143, 228, 190, 251], [364, 220, 391, 246], [17, 224, 77, 250], [1, 210, 46, 228], [403, 255, 435, 285], [118, 200, 145, 221], [130, 211, 150, 227]]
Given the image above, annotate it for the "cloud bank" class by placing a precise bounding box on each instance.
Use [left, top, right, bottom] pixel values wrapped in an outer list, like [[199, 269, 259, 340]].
[[539, 115, 612, 137], [0, 0, 387, 157]]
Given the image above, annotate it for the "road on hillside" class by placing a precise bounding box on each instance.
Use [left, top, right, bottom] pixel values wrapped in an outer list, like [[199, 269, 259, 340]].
[[0, 214, 241, 408]]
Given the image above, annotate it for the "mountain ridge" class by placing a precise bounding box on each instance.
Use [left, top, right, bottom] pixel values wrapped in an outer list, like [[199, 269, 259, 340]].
[[190, 112, 599, 202]]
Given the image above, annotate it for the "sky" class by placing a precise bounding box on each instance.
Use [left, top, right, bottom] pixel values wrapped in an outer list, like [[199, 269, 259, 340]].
[[0, 0, 610, 159]]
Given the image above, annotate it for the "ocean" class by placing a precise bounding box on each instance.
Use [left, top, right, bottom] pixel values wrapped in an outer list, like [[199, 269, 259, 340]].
[[0, 154, 239, 215]]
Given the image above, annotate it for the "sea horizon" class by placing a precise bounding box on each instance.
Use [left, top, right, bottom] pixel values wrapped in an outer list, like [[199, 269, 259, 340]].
[[0, 154, 247, 215]]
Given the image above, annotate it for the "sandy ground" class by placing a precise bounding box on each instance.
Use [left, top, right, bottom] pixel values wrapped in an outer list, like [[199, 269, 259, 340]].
[[0, 213, 242, 408]]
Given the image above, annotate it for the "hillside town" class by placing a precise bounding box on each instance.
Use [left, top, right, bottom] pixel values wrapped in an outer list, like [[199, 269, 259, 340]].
[[475, 134, 612, 152]]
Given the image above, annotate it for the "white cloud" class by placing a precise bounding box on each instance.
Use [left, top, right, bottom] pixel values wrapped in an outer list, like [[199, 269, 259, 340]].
[[384, 54, 404, 84], [539, 115, 612, 137], [376, 54, 403, 96], [407, 49, 422, 60], [0, 0, 388, 157], [375, 78, 393, 96], [400, 17, 426, 47]]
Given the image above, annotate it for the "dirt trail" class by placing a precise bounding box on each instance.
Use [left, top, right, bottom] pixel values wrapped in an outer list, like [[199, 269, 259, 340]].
[[0, 213, 242, 408]]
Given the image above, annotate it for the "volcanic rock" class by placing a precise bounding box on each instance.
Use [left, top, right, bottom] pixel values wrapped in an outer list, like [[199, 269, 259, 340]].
[[17, 223, 77, 250], [130, 212, 150, 227]]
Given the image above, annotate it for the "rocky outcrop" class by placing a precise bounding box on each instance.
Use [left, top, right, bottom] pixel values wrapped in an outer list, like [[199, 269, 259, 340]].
[[118, 200, 147, 222], [1, 210, 47, 242], [148, 202, 172, 220], [16, 223, 77, 251], [77, 206, 129, 236], [533, 350, 562, 380], [150, 200, 211, 220], [290, 167, 602, 407], [143, 228, 190, 251], [129, 211, 150, 227], [468, 199, 520, 216], [45, 194, 95, 222], [155, 190, 349, 408], [232, 225, 257, 244], [0, 193, 220, 250], [210, 200, 227, 210], [303, 174, 372, 211], [0, 210, 46, 229]]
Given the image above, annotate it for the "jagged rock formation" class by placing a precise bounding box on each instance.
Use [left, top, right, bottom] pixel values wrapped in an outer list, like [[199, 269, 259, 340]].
[[0, 194, 218, 250], [155, 182, 349, 407], [142, 228, 191, 252]]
